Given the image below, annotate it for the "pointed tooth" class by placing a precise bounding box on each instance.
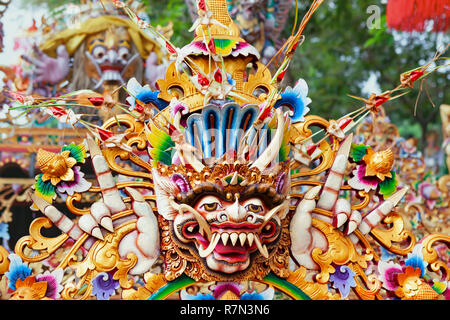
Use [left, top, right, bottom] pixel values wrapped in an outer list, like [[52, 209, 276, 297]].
[[230, 232, 238, 246], [221, 233, 229, 246], [187, 226, 194, 233], [199, 227, 205, 236], [254, 236, 269, 258], [247, 233, 254, 246], [239, 233, 247, 246], [198, 233, 220, 258]]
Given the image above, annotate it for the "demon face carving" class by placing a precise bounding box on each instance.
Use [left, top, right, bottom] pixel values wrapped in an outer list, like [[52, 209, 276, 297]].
[[171, 180, 289, 275], [85, 26, 139, 90], [149, 103, 291, 280]]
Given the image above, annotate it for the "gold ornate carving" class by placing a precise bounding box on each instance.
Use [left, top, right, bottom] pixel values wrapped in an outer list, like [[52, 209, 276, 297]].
[[122, 273, 168, 300], [370, 212, 416, 255], [286, 267, 338, 300], [0, 245, 9, 275], [421, 233, 450, 281], [15, 217, 69, 263], [310, 218, 373, 284]]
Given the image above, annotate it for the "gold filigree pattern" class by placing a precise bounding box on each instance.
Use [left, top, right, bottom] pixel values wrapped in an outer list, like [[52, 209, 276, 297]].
[[15, 217, 69, 263], [421, 233, 450, 281], [285, 267, 338, 300], [310, 218, 373, 284], [370, 212, 416, 255]]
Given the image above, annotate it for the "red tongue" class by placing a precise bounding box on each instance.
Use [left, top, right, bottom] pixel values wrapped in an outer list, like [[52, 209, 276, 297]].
[[214, 242, 246, 254]]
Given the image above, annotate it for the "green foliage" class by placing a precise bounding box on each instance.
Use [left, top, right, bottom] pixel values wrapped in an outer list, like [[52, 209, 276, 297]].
[[143, 0, 192, 47], [24, 0, 79, 10], [282, 0, 448, 148]]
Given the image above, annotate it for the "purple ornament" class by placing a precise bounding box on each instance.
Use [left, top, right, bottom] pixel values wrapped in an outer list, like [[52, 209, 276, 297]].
[[56, 166, 92, 196], [329, 265, 357, 299], [171, 173, 190, 193], [275, 172, 287, 194], [91, 272, 119, 300]]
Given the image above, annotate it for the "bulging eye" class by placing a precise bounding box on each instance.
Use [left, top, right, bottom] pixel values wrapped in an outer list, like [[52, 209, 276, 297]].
[[201, 202, 219, 212], [92, 46, 106, 59], [118, 47, 130, 60], [246, 203, 263, 213], [197, 195, 223, 212]]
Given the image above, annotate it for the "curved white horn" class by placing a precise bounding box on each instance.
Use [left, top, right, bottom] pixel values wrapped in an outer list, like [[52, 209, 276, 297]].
[[250, 108, 286, 171]]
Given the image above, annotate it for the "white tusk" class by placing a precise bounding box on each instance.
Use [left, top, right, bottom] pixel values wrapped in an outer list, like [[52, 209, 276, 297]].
[[79, 214, 104, 241], [250, 108, 286, 171], [90, 202, 114, 233], [178, 204, 212, 241], [198, 233, 220, 258], [254, 235, 269, 258], [260, 199, 289, 230], [87, 136, 127, 214]]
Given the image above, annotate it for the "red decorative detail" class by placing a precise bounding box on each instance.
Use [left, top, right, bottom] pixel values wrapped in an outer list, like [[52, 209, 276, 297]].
[[166, 42, 177, 55], [339, 118, 353, 130], [287, 40, 299, 56], [48, 106, 67, 117], [214, 68, 223, 83], [375, 95, 390, 107], [306, 144, 317, 156], [168, 123, 177, 136], [135, 101, 144, 113], [198, 0, 207, 11], [409, 70, 425, 82], [277, 69, 287, 82], [258, 105, 271, 121], [208, 38, 216, 54], [88, 97, 104, 106], [197, 73, 210, 87], [28, 19, 38, 32], [386, 0, 449, 32], [8, 91, 26, 103], [96, 127, 114, 141]]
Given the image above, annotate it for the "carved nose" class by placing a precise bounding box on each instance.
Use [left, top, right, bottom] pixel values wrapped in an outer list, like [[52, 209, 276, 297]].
[[224, 199, 247, 222], [106, 50, 118, 64]]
